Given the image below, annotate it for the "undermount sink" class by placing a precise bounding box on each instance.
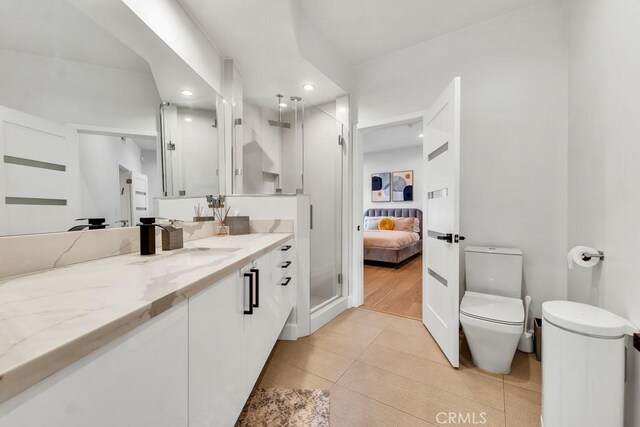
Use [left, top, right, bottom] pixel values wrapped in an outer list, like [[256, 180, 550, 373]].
[[181, 247, 241, 254]]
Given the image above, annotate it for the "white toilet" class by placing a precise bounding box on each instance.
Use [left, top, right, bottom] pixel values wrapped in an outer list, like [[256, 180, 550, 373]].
[[460, 246, 524, 374]]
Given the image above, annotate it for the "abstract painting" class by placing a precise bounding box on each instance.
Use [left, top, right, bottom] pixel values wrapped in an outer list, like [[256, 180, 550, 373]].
[[371, 172, 390, 202], [392, 170, 413, 201]]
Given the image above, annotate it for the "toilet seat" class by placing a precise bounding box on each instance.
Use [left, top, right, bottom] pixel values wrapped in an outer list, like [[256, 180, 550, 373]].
[[460, 291, 524, 326]]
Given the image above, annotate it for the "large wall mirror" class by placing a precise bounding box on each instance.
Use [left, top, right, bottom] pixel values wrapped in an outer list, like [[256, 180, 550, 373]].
[[0, 0, 225, 236]]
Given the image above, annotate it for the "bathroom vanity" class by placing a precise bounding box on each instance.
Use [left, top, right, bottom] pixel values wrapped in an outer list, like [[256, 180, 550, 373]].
[[0, 233, 295, 427]]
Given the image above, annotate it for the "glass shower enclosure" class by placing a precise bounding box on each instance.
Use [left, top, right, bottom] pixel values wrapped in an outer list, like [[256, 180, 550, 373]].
[[232, 96, 345, 315]]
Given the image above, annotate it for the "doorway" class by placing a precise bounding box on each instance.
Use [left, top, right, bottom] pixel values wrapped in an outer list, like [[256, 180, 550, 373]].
[[352, 77, 463, 368], [358, 119, 425, 320], [118, 166, 132, 227]]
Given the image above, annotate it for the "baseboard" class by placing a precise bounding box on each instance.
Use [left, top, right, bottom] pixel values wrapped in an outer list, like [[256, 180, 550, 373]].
[[278, 323, 298, 340], [310, 297, 349, 333]]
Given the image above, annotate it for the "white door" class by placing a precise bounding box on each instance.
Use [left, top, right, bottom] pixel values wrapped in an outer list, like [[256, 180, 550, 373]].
[[0, 105, 79, 235], [422, 77, 462, 368], [130, 171, 149, 224]]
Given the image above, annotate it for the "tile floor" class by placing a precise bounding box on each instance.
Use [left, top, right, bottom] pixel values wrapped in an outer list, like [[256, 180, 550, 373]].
[[257, 308, 541, 427]]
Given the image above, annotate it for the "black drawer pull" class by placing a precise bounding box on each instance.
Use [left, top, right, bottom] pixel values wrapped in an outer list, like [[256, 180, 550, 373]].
[[243, 272, 253, 315], [281, 261, 292, 269], [281, 245, 292, 251], [281, 277, 292, 286], [250, 268, 259, 308]]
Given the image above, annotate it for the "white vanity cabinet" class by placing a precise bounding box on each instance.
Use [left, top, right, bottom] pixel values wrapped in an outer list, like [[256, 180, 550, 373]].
[[0, 303, 189, 427], [188, 273, 247, 427], [188, 241, 296, 427], [0, 237, 296, 427]]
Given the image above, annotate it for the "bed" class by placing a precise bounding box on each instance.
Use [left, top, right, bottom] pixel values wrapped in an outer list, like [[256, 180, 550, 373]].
[[363, 208, 423, 265]]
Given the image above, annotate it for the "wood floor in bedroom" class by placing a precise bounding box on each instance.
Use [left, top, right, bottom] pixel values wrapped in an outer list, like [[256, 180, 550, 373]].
[[363, 254, 422, 319], [257, 308, 542, 427]]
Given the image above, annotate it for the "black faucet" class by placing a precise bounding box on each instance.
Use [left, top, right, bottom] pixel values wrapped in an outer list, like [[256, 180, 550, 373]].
[[68, 218, 108, 231], [138, 217, 170, 255]]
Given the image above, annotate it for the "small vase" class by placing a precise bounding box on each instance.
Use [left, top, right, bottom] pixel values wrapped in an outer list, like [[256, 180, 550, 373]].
[[216, 225, 229, 236]]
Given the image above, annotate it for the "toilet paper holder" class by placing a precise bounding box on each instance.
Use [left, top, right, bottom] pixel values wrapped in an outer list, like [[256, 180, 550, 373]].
[[581, 250, 605, 262]]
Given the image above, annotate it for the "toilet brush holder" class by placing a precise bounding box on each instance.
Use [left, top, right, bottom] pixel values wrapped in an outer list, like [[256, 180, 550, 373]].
[[518, 331, 534, 353]]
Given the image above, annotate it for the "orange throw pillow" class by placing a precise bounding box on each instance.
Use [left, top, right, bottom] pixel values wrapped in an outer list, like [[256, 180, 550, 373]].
[[378, 217, 394, 231]]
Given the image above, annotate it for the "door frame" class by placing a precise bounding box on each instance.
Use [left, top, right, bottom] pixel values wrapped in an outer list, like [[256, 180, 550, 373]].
[[350, 110, 428, 308]]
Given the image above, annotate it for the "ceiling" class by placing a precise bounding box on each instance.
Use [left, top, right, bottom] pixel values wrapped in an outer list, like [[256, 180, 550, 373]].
[[363, 120, 423, 153], [0, 0, 150, 74], [299, 0, 542, 64], [179, 0, 347, 108]]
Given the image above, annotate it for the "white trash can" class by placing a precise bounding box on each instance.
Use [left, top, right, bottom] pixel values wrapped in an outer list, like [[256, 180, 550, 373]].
[[541, 301, 637, 427]]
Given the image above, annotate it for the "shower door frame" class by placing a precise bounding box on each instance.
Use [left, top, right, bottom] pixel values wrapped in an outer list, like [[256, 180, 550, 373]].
[[305, 100, 350, 334]]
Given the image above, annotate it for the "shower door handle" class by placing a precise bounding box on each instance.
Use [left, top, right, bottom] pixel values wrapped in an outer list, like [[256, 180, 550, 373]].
[[310, 204, 313, 230]]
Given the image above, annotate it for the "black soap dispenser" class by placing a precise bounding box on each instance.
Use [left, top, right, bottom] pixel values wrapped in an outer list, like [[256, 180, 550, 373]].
[[139, 217, 159, 255]]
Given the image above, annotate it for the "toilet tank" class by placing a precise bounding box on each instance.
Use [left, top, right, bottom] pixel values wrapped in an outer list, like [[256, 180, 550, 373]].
[[464, 246, 523, 298]]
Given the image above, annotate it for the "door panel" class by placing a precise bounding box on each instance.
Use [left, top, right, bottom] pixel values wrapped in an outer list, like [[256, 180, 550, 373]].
[[0, 105, 79, 235], [422, 77, 461, 368], [130, 171, 149, 224]]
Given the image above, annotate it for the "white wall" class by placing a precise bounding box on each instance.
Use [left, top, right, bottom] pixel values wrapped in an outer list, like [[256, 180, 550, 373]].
[[354, 0, 569, 316], [0, 49, 159, 132], [122, 0, 223, 94], [567, 1, 640, 424], [363, 146, 422, 212], [78, 134, 143, 227]]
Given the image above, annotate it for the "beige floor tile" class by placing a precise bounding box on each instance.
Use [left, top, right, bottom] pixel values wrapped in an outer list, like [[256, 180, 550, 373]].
[[359, 343, 505, 411], [504, 352, 541, 393], [271, 340, 354, 382], [300, 326, 373, 359], [374, 316, 451, 366], [505, 412, 541, 427], [341, 307, 397, 328], [257, 357, 334, 390], [337, 361, 506, 427], [330, 384, 435, 427], [319, 311, 387, 343], [504, 383, 541, 424]]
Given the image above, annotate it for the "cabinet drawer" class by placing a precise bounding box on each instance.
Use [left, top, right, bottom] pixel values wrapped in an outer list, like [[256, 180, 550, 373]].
[[279, 240, 295, 261], [278, 259, 294, 277]]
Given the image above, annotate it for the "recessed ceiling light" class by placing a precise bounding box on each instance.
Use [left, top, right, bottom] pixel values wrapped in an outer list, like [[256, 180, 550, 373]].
[[184, 117, 193, 122], [279, 102, 288, 108], [181, 90, 194, 96], [418, 133, 424, 138], [338, 107, 347, 113], [303, 84, 315, 91]]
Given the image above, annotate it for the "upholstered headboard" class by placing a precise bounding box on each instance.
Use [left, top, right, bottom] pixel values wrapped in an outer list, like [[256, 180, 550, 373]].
[[364, 208, 423, 239]]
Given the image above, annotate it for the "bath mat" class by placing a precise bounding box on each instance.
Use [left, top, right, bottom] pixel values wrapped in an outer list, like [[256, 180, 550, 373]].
[[235, 388, 330, 427]]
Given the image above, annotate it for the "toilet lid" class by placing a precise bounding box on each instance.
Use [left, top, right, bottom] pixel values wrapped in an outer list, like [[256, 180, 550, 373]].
[[460, 292, 524, 325]]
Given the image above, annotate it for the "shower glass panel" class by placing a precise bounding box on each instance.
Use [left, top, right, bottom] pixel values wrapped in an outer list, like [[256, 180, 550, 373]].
[[234, 96, 300, 194], [303, 102, 344, 312], [230, 95, 345, 313], [160, 98, 223, 197]]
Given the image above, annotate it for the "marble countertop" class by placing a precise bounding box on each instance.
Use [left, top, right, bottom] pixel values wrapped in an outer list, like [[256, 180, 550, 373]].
[[0, 233, 293, 404]]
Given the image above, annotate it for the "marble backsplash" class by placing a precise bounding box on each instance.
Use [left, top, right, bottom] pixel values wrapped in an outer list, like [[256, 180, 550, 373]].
[[0, 219, 293, 279]]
